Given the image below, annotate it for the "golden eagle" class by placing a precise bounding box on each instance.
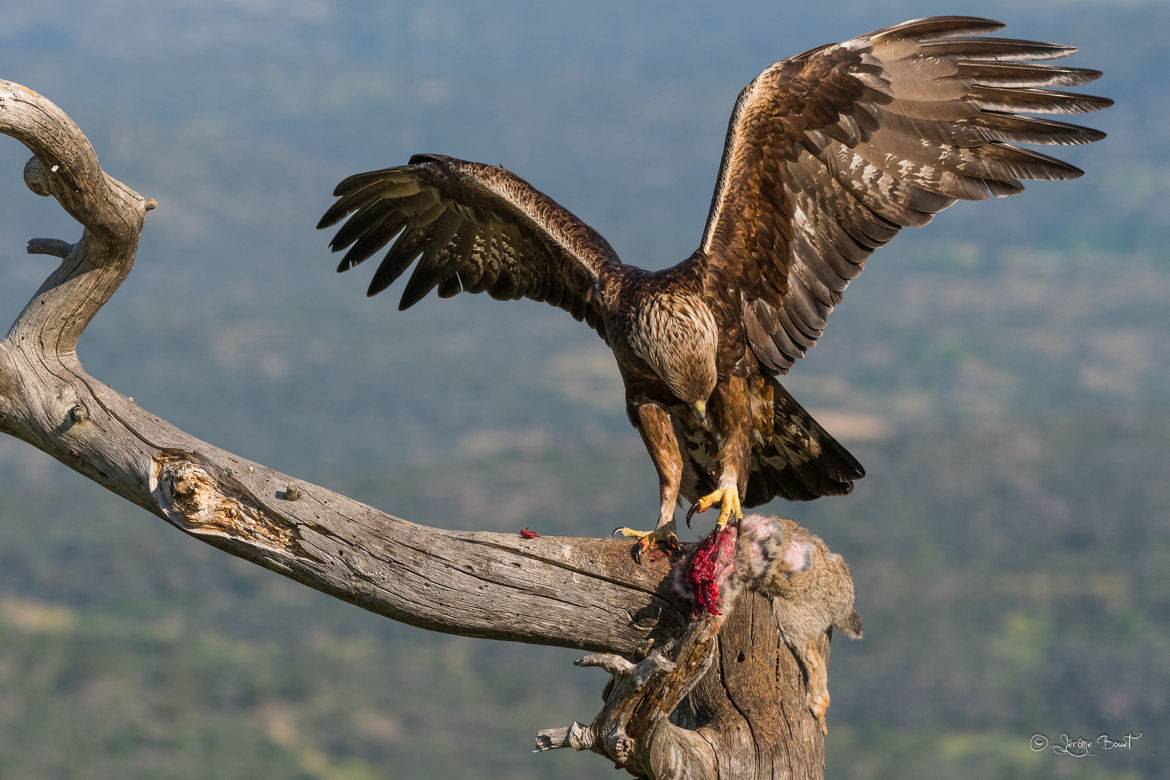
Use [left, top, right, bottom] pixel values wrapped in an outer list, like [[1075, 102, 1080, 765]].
[[319, 17, 1109, 558]]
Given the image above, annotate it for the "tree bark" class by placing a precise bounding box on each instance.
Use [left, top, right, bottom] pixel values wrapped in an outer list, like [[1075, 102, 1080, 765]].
[[0, 80, 837, 778]]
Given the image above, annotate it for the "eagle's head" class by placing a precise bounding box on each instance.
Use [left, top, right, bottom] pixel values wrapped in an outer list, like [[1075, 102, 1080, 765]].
[[628, 292, 718, 416]]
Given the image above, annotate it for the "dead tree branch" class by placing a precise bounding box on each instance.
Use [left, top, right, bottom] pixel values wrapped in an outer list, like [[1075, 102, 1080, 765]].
[[0, 80, 846, 778]]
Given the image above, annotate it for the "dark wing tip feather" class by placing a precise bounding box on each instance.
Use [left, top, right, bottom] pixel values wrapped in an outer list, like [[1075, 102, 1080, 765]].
[[957, 61, 1104, 89], [398, 252, 448, 309], [366, 260, 405, 297], [316, 209, 344, 231], [367, 254, 411, 297], [919, 36, 1079, 62], [971, 112, 1107, 146], [331, 167, 407, 197], [317, 193, 365, 230], [364, 226, 428, 297], [408, 152, 453, 165], [397, 280, 432, 309], [871, 16, 1006, 40], [969, 85, 1114, 115]]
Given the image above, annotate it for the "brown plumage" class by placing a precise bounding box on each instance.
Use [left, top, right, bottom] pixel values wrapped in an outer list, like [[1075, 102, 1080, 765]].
[[319, 17, 1109, 555]]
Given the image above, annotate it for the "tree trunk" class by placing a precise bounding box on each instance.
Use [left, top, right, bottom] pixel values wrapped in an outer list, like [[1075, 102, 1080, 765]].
[[684, 595, 829, 778], [0, 80, 841, 778]]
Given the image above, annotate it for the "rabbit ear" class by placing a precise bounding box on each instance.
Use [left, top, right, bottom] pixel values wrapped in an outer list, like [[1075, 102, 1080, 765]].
[[837, 610, 864, 640]]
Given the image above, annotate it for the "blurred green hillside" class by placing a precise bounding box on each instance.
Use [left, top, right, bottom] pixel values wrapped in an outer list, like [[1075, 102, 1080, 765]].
[[0, 1, 1165, 777]]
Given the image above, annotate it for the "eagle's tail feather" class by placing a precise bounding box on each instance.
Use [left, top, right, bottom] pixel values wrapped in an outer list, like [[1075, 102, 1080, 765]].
[[744, 380, 865, 506]]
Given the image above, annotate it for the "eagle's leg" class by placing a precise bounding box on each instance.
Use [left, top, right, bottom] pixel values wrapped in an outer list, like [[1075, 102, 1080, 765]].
[[686, 375, 749, 532], [614, 402, 683, 561]]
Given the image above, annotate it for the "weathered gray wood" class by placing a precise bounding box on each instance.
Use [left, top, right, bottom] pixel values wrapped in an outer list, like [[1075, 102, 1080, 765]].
[[0, 79, 832, 778], [1, 339, 688, 651], [538, 592, 831, 778]]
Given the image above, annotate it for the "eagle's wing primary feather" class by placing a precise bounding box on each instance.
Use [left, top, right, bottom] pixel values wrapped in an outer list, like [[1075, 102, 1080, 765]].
[[699, 16, 1112, 374], [319, 153, 622, 337]]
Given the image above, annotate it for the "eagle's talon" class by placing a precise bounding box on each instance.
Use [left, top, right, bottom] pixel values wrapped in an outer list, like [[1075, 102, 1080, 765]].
[[614, 525, 679, 562], [687, 487, 742, 530]]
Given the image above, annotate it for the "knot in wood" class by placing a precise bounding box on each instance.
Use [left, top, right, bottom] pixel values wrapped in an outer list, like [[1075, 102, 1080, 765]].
[[68, 404, 88, 423], [23, 156, 50, 197], [169, 476, 205, 517], [612, 734, 634, 763], [155, 459, 295, 551]]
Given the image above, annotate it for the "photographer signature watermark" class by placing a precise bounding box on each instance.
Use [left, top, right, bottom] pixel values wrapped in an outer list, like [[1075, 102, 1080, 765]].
[[1030, 732, 1142, 758]]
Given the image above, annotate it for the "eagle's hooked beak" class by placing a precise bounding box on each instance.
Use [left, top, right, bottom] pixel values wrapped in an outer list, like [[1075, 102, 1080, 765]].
[[692, 400, 707, 422]]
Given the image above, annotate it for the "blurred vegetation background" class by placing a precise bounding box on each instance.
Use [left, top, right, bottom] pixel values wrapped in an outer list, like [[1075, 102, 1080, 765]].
[[0, 1, 1165, 777]]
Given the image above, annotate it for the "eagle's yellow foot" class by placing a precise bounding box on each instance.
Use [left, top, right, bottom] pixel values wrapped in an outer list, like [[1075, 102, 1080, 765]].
[[613, 524, 679, 563], [685, 487, 743, 530]]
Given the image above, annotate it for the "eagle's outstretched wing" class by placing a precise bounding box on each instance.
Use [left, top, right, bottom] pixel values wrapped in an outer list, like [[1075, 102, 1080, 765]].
[[699, 16, 1112, 374], [319, 153, 621, 337]]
